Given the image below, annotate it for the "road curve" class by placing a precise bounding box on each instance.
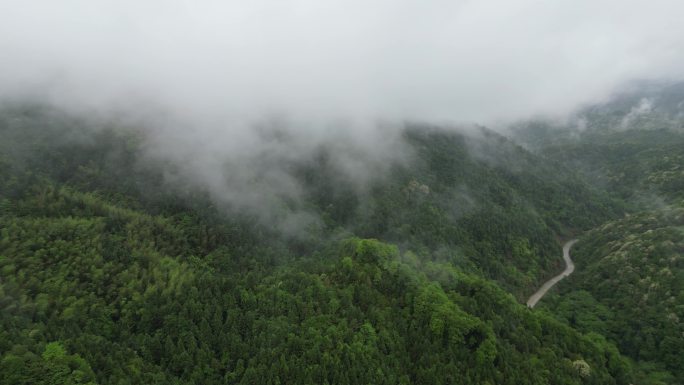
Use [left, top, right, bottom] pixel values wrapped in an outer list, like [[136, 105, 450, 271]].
[[526, 239, 579, 308]]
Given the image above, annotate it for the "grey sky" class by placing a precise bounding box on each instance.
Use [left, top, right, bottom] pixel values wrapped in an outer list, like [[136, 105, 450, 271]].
[[1, 0, 683, 124]]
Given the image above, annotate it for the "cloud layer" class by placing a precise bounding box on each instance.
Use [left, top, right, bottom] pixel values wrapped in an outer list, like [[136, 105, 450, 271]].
[[2, 0, 684, 124]]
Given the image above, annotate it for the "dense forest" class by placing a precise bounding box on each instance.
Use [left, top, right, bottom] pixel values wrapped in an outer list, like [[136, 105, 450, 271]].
[[541, 209, 684, 384], [0, 105, 631, 384], [2, 0, 684, 382], [527, 110, 684, 384], [1, 82, 683, 384]]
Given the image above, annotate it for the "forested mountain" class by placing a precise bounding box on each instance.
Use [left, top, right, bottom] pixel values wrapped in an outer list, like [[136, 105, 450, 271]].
[[539, 129, 684, 206], [541, 209, 684, 384], [0, 106, 622, 298], [0, 105, 633, 384], [518, 83, 684, 384], [298, 125, 623, 296], [2, 0, 684, 383], [534, 127, 684, 384]]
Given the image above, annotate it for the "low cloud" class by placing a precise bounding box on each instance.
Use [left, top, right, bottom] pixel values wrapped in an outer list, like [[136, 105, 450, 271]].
[[2, 0, 684, 230], [2, 0, 684, 123]]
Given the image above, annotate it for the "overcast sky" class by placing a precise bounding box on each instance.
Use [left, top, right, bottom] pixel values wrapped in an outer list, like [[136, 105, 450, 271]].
[[1, 0, 684, 124]]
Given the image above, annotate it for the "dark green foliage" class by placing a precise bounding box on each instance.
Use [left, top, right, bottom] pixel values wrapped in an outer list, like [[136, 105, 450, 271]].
[[542, 209, 684, 384], [0, 190, 632, 383], [295, 126, 622, 297], [532, 125, 684, 384], [0, 106, 635, 384]]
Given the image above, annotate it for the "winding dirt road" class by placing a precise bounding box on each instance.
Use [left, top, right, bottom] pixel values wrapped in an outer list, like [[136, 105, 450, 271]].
[[526, 239, 578, 308]]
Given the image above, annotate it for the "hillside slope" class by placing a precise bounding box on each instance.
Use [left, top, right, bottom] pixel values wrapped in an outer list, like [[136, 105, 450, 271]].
[[522, 93, 684, 384], [0, 105, 632, 384]]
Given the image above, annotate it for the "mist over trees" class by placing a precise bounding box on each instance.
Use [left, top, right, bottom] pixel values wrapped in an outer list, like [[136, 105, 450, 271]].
[[2, 1, 684, 384], [0, 107, 634, 384]]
